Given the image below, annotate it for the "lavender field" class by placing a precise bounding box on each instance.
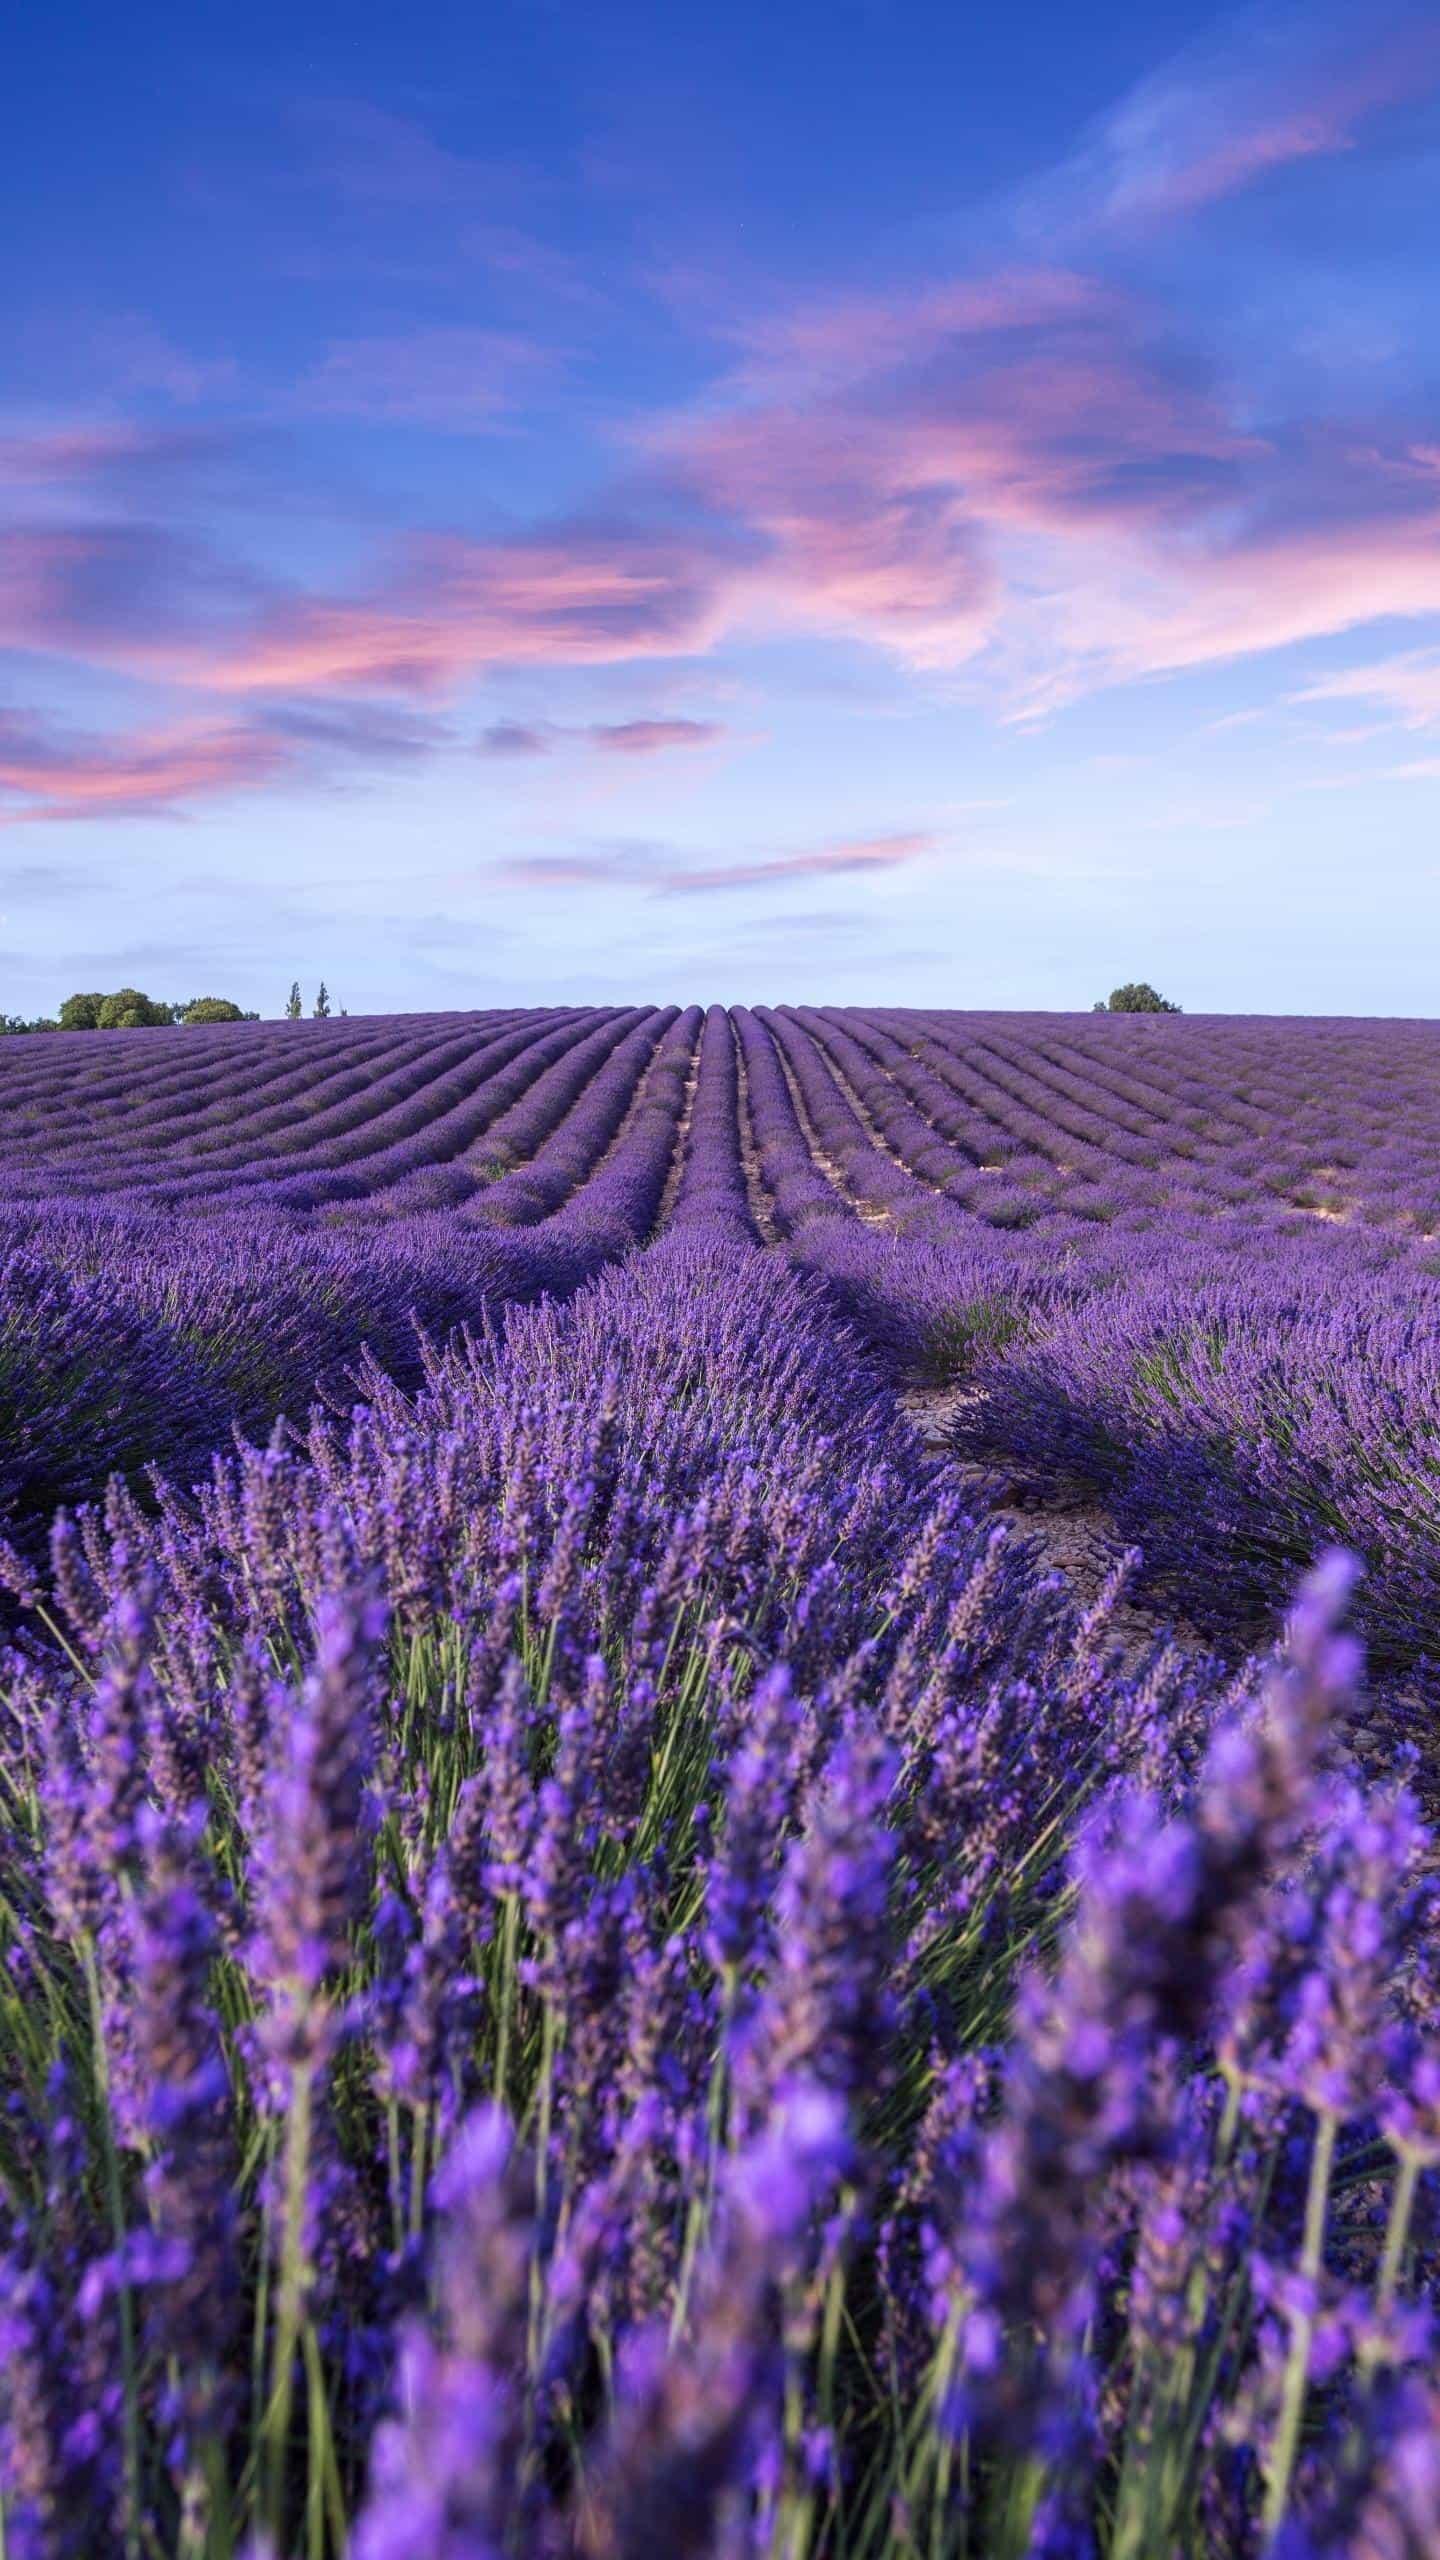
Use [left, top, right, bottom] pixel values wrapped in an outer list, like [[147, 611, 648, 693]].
[[2, 1005, 1439, 2557]]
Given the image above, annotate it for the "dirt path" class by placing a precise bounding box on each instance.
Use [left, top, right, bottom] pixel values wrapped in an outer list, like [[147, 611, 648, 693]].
[[901, 1380, 1212, 1671], [797, 1013, 959, 1203], [730, 1017, 781, 1247], [767, 1026, 894, 1229], [644, 1015, 703, 1237]]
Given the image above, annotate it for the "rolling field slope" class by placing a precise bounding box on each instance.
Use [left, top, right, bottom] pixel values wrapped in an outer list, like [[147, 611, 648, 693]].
[[6, 1005, 1440, 1230], [5, 1006, 1440, 1663]]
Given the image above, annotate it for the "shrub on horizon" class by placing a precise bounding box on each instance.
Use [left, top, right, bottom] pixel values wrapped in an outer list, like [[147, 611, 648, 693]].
[[1100, 981, 1182, 1013], [182, 996, 247, 1023]]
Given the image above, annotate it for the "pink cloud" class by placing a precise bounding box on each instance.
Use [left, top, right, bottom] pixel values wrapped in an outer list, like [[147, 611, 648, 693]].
[[496, 850, 645, 885], [1080, 518, 1440, 694], [0, 426, 223, 487], [620, 285, 1271, 677], [5, 146, 1440, 779], [478, 714, 728, 757], [1130, 112, 1356, 217], [0, 423, 270, 511], [195, 521, 749, 696], [629, 403, 1003, 670], [1048, 0, 1440, 227], [624, 259, 1440, 701], [706, 268, 1114, 396], [1292, 648, 1440, 731], [291, 325, 565, 427], [491, 828, 935, 894], [590, 717, 725, 754], [0, 710, 289, 824], [0, 693, 449, 825], [10, 301, 1440, 742], [0, 521, 267, 667], [663, 830, 935, 893]]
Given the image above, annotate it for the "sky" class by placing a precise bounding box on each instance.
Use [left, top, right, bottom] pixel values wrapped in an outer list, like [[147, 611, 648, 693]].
[[3, 0, 1440, 1018]]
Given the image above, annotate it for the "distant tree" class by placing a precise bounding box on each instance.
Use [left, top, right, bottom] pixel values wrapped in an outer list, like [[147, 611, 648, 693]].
[[1, 1013, 57, 1034], [314, 982, 331, 1019], [1101, 982, 1182, 1014], [182, 996, 246, 1023], [58, 991, 107, 1029], [286, 981, 303, 1020], [96, 987, 172, 1028]]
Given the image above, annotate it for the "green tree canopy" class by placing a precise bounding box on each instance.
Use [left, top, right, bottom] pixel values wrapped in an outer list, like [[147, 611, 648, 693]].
[[96, 987, 173, 1028], [1102, 982, 1182, 1014], [58, 991, 107, 1029], [53, 986, 255, 1029]]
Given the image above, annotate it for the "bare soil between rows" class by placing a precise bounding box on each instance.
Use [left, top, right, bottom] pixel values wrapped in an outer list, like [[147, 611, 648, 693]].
[[901, 1380, 1210, 1668]]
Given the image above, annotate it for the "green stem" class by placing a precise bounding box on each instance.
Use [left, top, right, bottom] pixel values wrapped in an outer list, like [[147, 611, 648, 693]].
[[1376, 2150, 1421, 2317], [263, 2053, 315, 2544], [1262, 2108, 1337, 2546], [409, 2099, 430, 2240], [302, 2321, 346, 2560], [493, 1894, 519, 2109], [83, 1939, 142, 2560], [384, 2096, 403, 2254], [669, 1991, 733, 2346]]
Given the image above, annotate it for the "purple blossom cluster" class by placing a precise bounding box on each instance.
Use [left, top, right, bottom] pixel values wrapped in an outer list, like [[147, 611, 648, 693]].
[[1, 1004, 1438, 2554], [0, 1226, 1434, 2556]]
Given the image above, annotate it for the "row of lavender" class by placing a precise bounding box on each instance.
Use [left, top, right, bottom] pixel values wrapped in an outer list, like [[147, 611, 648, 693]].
[[6, 1008, 1440, 1236], [6, 1004, 1440, 1684], [0, 1008, 714, 1537], [710, 1008, 1440, 1680], [2, 1234, 1436, 2557]]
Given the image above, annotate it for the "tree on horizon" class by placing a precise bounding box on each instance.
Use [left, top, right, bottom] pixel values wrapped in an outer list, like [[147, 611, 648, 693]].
[[1099, 982, 1182, 1014]]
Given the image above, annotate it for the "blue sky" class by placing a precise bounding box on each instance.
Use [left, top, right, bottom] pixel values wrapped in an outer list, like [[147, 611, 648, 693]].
[[3, 0, 1439, 1016]]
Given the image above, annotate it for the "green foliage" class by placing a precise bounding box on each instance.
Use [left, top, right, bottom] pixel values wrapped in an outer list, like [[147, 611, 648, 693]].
[[1101, 982, 1182, 1014], [286, 979, 303, 1019], [181, 996, 245, 1023], [314, 980, 331, 1018], [58, 990, 107, 1029], [0, 1013, 58, 1034], [96, 987, 174, 1028], [46, 987, 252, 1032], [916, 1290, 1030, 1388]]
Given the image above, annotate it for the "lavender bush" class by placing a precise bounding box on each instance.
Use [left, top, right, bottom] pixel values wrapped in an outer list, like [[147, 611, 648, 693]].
[[0, 1008, 1436, 2555]]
